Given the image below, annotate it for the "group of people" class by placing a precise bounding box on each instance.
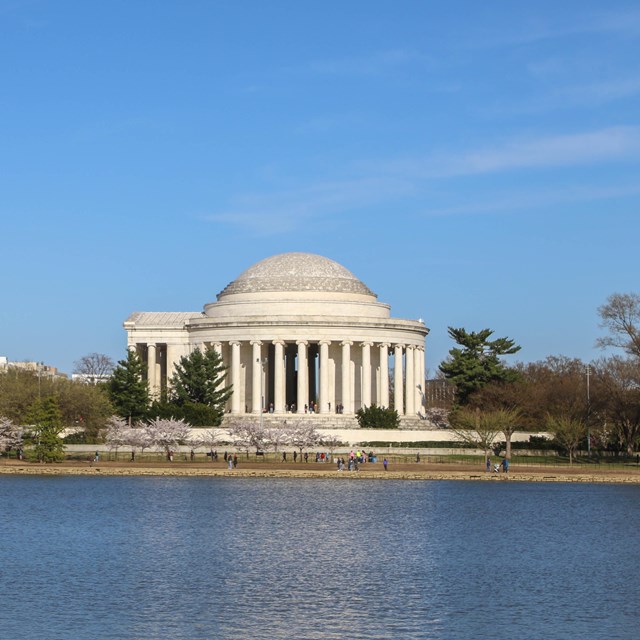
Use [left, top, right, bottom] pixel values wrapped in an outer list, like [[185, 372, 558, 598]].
[[224, 451, 239, 469], [335, 451, 387, 471], [486, 457, 510, 473]]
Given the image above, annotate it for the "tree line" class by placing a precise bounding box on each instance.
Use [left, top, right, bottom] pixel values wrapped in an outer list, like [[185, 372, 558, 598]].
[[439, 293, 640, 462]]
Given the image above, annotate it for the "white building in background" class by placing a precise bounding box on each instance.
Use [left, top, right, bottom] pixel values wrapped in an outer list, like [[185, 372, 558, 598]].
[[123, 252, 429, 426], [0, 357, 65, 378]]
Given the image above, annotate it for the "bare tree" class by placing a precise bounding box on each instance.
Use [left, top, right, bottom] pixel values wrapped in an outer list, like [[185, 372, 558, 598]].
[[320, 434, 344, 460], [597, 293, 640, 359], [74, 353, 116, 383], [596, 357, 640, 456]]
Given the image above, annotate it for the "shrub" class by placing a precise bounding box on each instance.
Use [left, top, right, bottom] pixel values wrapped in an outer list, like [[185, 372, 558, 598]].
[[355, 404, 400, 429]]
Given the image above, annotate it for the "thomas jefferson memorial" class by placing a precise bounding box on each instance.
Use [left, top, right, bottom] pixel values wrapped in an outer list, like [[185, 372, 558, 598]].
[[124, 253, 428, 425]]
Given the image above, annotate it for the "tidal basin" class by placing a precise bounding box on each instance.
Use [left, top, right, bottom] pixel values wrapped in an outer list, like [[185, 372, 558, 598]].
[[1, 476, 638, 640]]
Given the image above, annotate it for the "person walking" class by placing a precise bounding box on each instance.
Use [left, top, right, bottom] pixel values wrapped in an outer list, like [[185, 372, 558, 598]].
[[383, 458, 388, 471]]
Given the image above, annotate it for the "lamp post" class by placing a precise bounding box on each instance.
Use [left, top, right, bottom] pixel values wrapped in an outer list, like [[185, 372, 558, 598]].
[[585, 364, 591, 455]]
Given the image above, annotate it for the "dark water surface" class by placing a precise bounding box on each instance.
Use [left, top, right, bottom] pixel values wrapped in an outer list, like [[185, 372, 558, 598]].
[[0, 476, 638, 639]]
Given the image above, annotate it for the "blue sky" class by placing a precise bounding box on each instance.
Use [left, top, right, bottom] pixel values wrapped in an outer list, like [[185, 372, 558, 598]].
[[1, 0, 638, 375]]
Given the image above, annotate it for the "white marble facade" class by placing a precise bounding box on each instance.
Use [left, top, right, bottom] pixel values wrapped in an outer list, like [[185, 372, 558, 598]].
[[124, 253, 428, 417]]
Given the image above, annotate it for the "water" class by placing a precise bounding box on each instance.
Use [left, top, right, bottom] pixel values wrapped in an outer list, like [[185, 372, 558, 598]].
[[0, 477, 638, 640]]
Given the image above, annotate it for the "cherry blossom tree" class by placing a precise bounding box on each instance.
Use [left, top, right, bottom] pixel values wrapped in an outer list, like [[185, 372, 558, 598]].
[[105, 415, 128, 459], [289, 423, 322, 458], [128, 422, 155, 457], [145, 417, 192, 459], [191, 428, 224, 459], [264, 426, 290, 454], [0, 416, 23, 454], [229, 422, 268, 458]]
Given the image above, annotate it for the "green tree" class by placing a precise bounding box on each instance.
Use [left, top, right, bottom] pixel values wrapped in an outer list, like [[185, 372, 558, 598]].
[[169, 346, 232, 426], [449, 407, 502, 461], [57, 381, 114, 443], [355, 404, 400, 429], [546, 414, 585, 464], [0, 368, 113, 444], [467, 382, 525, 459], [439, 327, 521, 405], [25, 397, 65, 462], [108, 350, 149, 425]]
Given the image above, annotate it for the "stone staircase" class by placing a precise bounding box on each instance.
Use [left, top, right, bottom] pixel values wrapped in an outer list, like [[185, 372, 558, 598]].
[[221, 413, 444, 431]]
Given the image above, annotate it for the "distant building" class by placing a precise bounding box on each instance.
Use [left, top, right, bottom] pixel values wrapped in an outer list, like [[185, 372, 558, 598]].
[[71, 373, 111, 385], [0, 357, 66, 379]]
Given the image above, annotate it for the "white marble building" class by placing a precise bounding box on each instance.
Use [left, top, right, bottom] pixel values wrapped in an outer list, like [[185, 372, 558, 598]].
[[124, 253, 428, 422]]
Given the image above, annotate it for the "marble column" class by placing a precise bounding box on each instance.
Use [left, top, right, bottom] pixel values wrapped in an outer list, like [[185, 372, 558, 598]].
[[319, 340, 330, 414], [341, 341, 352, 414], [273, 340, 285, 414], [361, 342, 372, 409], [251, 341, 262, 414], [165, 344, 175, 387], [405, 345, 415, 415], [296, 341, 308, 414], [379, 343, 390, 408], [415, 347, 424, 414], [230, 341, 241, 414], [394, 344, 404, 415], [421, 348, 426, 412], [147, 343, 158, 398]]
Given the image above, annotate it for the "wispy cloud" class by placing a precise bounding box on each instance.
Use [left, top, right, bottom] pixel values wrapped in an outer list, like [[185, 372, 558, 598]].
[[486, 7, 640, 48], [379, 126, 640, 178], [554, 77, 640, 107], [423, 183, 640, 217], [206, 126, 640, 234], [205, 177, 414, 235]]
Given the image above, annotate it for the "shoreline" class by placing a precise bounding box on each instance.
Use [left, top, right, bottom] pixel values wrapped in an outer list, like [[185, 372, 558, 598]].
[[2, 461, 640, 484]]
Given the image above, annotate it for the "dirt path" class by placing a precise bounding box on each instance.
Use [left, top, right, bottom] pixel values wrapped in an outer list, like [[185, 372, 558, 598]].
[[2, 459, 640, 483]]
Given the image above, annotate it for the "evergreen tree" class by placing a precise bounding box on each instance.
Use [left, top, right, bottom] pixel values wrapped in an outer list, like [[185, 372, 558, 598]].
[[108, 350, 149, 425], [439, 327, 521, 405], [25, 397, 65, 462], [169, 346, 232, 426]]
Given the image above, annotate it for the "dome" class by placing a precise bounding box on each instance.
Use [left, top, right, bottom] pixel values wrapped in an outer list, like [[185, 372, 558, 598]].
[[217, 252, 376, 299]]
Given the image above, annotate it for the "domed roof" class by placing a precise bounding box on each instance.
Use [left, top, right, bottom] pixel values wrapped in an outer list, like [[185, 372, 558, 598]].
[[217, 252, 375, 298]]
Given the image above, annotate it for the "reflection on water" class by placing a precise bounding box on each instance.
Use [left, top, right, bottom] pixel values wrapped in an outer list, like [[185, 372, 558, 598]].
[[0, 477, 639, 639]]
